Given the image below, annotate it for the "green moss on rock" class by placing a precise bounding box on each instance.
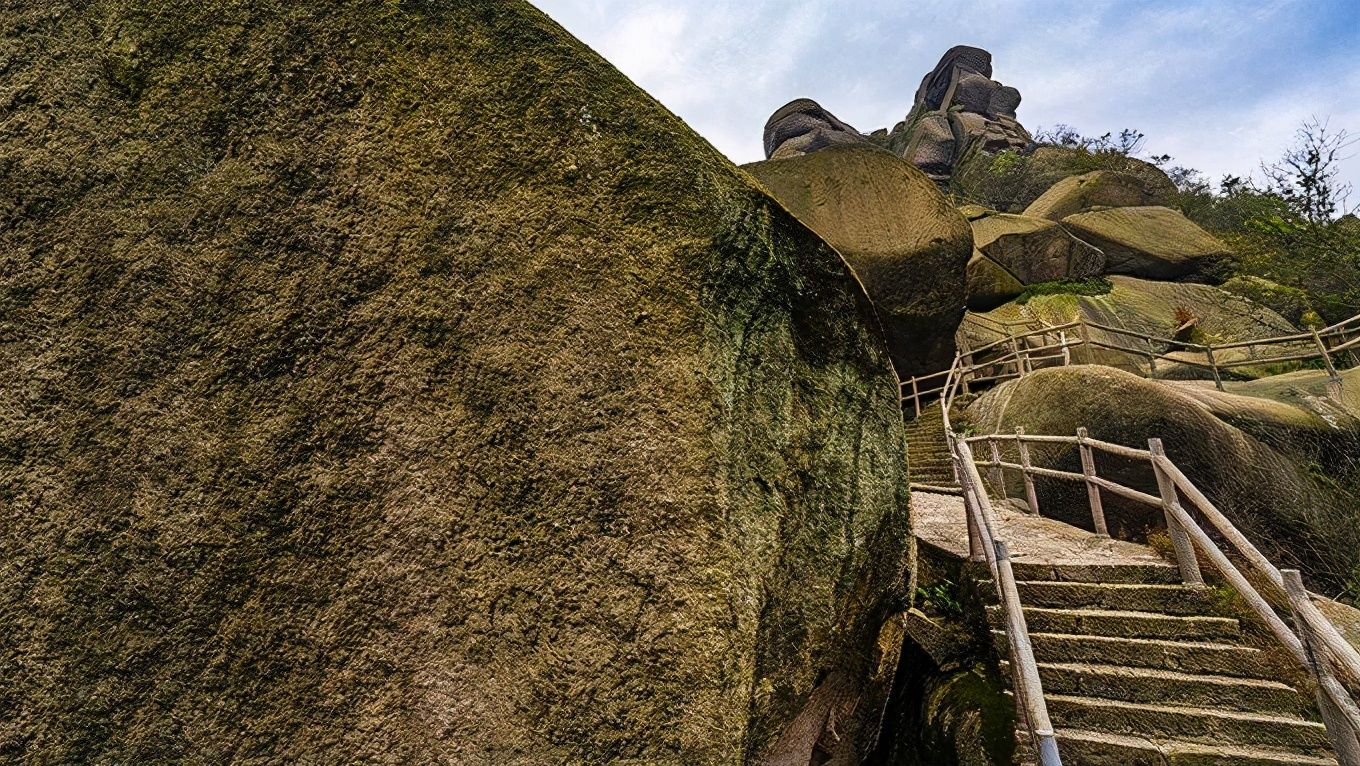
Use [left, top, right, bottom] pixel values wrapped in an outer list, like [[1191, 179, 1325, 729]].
[[0, 2, 913, 763], [1222, 275, 1313, 326]]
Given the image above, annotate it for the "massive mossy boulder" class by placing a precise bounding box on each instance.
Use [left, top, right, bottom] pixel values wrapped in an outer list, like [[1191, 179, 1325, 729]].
[[0, 3, 915, 763], [966, 366, 1360, 595], [745, 145, 973, 377], [1023, 169, 1176, 221], [1062, 206, 1232, 282], [969, 212, 1104, 285]]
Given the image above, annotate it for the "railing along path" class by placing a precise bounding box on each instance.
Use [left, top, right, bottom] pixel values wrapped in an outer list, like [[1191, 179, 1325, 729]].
[[901, 310, 1360, 417], [919, 320, 1360, 764]]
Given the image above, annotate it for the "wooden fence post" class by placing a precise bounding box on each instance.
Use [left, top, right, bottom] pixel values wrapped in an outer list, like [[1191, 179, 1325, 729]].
[[1283, 569, 1360, 766], [1010, 334, 1027, 378], [910, 376, 921, 418], [1060, 332, 1071, 366], [1076, 428, 1108, 536], [1076, 318, 1093, 365], [961, 344, 975, 395], [989, 439, 1007, 500], [1149, 439, 1204, 586], [1311, 328, 1344, 402], [1312, 328, 1341, 379], [1016, 427, 1040, 515], [1204, 345, 1224, 391]]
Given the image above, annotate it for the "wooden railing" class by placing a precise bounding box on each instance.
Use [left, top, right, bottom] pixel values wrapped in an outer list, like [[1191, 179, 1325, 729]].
[[929, 354, 1063, 764], [960, 423, 1360, 764], [922, 331, 1360, 764], [948, 431, 1063, 764], [900, 311, 1360, 417]]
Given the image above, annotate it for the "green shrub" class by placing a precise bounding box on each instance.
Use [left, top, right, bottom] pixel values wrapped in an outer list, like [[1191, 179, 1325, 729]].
[[1015, 277, 1113, 304]]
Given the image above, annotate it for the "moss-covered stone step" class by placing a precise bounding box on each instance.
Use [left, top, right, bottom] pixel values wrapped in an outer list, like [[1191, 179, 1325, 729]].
[[988, 605, 1239, 640], [1014, 581, 1219, 615], [1008, 561, 1182, 584], [1044, 694, 1330, 752], [1054, 727, 1337, 766], [998, 632, 1280, 678], [1006, 661, 1308, 715]]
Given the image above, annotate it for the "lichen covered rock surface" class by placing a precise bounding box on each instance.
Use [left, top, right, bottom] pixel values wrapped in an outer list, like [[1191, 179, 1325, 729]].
[[0, 2, 914, 763]]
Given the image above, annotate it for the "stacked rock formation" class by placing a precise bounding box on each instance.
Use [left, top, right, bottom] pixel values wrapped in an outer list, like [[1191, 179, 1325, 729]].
[[883, 46, 1033, 182], [761, 46, 1031, 185]]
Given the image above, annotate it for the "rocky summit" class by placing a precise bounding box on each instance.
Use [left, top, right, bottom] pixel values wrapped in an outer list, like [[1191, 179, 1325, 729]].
[[762, 45, 1033, 184]]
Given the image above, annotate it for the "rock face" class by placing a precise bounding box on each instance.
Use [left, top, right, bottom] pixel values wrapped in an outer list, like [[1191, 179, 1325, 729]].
[[745, 146, 973, 377], [883, 46, 1032, 183], [764, 98, 869, 160], [970, 212, 1105, 285], [1062, 206, 1233, 282], [0, 3, 914, 764], [1023, 169, 1178, 221], [966, 251, 1025, 311]]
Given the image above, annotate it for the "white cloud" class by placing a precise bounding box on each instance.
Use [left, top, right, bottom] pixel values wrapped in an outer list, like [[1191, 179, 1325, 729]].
[[534, 0, 1360, 196]]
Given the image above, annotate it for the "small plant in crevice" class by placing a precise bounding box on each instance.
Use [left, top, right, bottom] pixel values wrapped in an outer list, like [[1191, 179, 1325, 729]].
[[915, 578, 964, 619], [1145, 528, 1175, 563]]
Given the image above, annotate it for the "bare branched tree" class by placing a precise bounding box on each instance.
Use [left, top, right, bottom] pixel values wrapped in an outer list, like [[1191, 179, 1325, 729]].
[[1260, 117, 1357, 223]]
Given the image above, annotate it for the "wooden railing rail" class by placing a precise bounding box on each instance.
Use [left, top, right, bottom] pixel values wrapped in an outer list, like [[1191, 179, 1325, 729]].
[[924, 338, 1360, 762], [901, 310, 1360, 416], [951, 434, 1063, 765]]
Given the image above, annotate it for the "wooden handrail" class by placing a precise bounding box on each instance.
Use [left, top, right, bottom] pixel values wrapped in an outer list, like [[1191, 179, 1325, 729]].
[[905, 307, 1360, 416], [957, 420, 1360, 759], [952, 437, 1062, 765]]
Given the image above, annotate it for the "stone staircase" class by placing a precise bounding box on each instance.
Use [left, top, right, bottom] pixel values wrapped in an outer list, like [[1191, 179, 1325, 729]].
[[986, 559, 1336, 765], [905, 401, 958, 488]]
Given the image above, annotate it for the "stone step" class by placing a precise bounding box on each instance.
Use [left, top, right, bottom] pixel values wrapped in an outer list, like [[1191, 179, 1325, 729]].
[[1009, 561, 1182, 585], [1000, 660, 1307, 715], [1015, 581, 1219, 615], [997, 632, 1280, 679], [1044, 694, 1331, 752], [987, 605, 1239, 640], [1054, 728, 1338, 766]]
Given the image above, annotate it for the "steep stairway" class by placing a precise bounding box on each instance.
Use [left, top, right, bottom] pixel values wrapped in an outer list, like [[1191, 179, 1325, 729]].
[[905, 401, 958, 489], [986, 559, 1335, 765]]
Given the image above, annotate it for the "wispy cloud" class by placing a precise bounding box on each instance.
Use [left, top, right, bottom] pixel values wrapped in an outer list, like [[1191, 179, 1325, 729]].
[[534, 0, 1360, 192]]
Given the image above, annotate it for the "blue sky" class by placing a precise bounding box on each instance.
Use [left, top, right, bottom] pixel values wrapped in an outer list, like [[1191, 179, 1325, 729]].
[[534, 0, 1360, 199]]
